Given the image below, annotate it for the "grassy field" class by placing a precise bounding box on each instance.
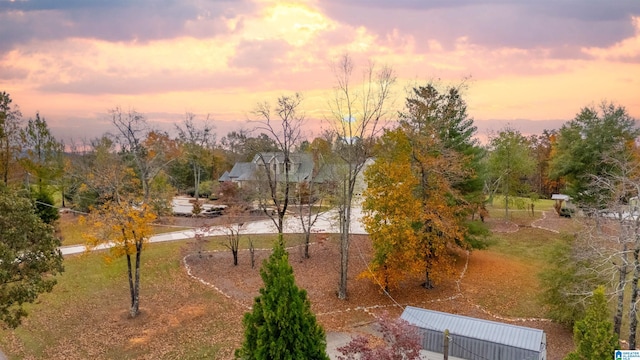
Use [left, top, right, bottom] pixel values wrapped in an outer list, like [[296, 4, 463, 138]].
[[487, 195, 556, 211], [0, 207, 576, 359], [0, 240, 246, 359]]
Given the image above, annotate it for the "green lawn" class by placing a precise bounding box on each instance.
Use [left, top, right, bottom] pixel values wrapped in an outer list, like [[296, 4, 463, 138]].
[[0, 203, 573, 358], [0, 240, 244, 359], [471, 200, 573, 318], [488, 195, 556, 210]]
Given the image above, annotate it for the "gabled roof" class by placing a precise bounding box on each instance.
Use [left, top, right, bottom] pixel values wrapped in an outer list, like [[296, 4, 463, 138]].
[[401, 306, 545, 352], [218, 171, 231, 182], [248, 152, 316, 183], [252, 152, 281, 164], [228, 162, 255, 180]]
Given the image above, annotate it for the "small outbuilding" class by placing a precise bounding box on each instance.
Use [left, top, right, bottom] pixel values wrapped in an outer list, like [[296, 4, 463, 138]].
[[401, 306, 547, 360], [551, 193, 574, 217]]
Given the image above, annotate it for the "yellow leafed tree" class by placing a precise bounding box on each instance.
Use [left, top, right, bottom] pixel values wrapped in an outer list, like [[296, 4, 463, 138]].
[[362, 129, 423, 291], [363, 127, 468, 291], [82, 201, 156, 317]]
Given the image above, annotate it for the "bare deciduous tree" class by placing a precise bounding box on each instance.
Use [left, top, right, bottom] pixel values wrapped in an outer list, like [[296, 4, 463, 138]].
[[0, 92, 23, 185], [327, 54, 396, 300], [223, 205, 245, 266], [251, 93, 305, 240], [561, 143, 640, 346], [176, 112, 215, 200], [109, 107, 177, 202]]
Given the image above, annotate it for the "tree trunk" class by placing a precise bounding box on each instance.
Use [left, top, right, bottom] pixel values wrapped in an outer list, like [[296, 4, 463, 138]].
[[423, 258, 434, 289], [249, 239, 255, 269], [504, 183, 509, 220], [142, 175, 150, 202], [278, 215, 284, 238], [629, 248, 640, 349], [615, 242, 629, 337], [130, 243, 142, 318], [304, 232, 311, 259], [193, 164, 200, 200], [2, 142, 9, 185], [338, 205, 350, 300], [615, 264, 628, 338], [232, 248, 238, 266], [126, 253, 135, 314]]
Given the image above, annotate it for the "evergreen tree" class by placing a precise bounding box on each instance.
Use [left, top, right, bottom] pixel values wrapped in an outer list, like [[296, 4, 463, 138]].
[[565, 286, 618, 360], [236, 242, 329, 360], [33, 189, 59, 225], [550, 102, 639, 207], [0, 187, 64, 328]]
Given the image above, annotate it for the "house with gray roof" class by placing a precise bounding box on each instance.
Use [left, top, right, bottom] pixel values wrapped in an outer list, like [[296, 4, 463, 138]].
[[220, 152, 374, 203], [401, 306, 547, 360], [219, 152, 316, 187]]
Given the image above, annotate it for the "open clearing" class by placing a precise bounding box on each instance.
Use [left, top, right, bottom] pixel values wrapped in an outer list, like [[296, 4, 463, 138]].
[[0, 208, 575, 359]]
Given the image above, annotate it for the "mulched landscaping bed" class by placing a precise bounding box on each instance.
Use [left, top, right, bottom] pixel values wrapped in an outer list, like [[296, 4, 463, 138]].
[[186, 231, 574, 360]]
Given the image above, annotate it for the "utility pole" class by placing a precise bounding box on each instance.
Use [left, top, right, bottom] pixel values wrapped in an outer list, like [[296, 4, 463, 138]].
[[444, 329, 450, 360]]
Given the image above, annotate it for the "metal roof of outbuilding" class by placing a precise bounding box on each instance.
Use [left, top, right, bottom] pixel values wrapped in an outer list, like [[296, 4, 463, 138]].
[[551, 194, 571, 201], [401, 306, 544, 352]]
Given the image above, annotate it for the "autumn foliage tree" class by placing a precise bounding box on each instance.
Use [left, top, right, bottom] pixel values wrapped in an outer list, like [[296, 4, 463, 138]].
[[82, 201, 156, 317], [110, 107, 179, 204], [362, 83, 480, 291], [362, 129, 424, 291]]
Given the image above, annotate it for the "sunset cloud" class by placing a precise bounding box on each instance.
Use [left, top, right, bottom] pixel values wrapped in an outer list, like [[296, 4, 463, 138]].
[[0, 0, 638, 141]]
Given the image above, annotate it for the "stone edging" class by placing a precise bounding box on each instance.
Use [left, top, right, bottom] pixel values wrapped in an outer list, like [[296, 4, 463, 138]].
[[182, 243, 552, 325], [531, 210, 560, 234]]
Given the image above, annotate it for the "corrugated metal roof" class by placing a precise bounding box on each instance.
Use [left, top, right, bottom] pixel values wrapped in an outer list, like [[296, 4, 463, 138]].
[[551, 194, 570, 201], [401, 306, 544, 352]]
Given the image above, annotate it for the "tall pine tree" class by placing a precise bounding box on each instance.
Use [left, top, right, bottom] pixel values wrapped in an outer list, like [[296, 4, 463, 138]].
[[236, 241, 329, 360]]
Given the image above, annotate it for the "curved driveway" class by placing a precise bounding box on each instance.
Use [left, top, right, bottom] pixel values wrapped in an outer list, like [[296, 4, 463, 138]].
[[60, 208, 367, 256]]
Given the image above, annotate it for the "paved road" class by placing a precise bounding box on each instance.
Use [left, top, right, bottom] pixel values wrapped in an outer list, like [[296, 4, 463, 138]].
[[60, 208, 367, 256]]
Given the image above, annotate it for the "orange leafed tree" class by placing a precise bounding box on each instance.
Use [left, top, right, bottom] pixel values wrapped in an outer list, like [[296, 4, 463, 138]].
[[82, 201, 157, 317], [363, 126, 468, 291], [362, 129, 423, 291]]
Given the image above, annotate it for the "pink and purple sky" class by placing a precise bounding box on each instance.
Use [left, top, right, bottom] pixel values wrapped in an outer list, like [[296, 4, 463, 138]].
[[1, 0, 639, 141]]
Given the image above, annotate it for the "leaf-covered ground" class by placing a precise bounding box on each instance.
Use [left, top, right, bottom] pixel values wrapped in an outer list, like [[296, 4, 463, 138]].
[[187, 211, 575, 360], [0, 210, 575, 359]]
